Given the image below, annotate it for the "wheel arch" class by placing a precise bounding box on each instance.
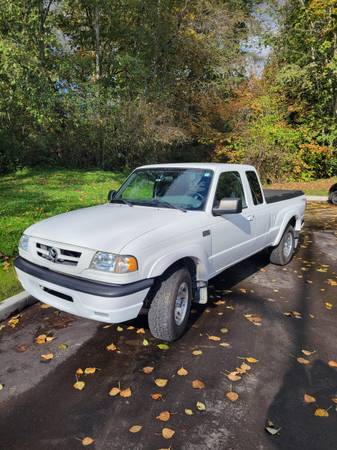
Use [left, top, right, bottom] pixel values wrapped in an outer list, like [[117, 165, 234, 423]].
[[272, 214, 301, 247]]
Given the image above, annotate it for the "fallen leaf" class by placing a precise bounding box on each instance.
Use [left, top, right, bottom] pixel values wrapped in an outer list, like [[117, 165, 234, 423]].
[[297, 357, 310, 365], [304, 394, 316, 404], [245, 357, 258, 363], [116, 326, 123, 332], [196, 401, 206, 411], [127, 325, 135, 330], [58, 343, 68, 350], [192, 379, 205, 389], [136, 328, 145, 334], [82, 437, 94, 446], [46, 336, 55, 343], [40, 303, 50, 309], [102, 324, 112, 329], [185, 408, 193, 415], [16, 344, 28, 353], [325, 302, 333, 310], [120, 387, 132, 398], [226, 391, 239, 401], [331, 397, 337, 404], [327, 279, 337, 286], [129, 425, 142, 433], [41, 353, 54, 362], [143, 339, 149, 346], [208, 335, 220, 341], [106, 343, 117, 352], [240, 363, 251, 372], [157, 343, 170, 350], [76, 368, 84, 375], [240, 288, 247, 294], [74, 381, 85, 391], [192, 350, 202, 356], [284, 311, 302, 319], [84, 367, 97, 375], [156, 411, 170, 422], [142, 366, 154, 374], [151, 393, 162, 400], [219, 342, 230, 348], [214, 300, 225, 305], [244, 314, 262, 326], [265, 419, 281, 435], [109, 387, 121, 397], [301, 350, 315, 356], [8, 315, 21, 328], [0, 325, 5, 331], [0, 384, 4, 391], [220, 328, 229, 334], [227, 372, 241, 382], [155, 378, 168, 387], [162, 427, 175, 439], [35, 334, 48, 344], [177, 367, 188, 376], [314, 408, 329, 417], [328, 360, 337, 368]]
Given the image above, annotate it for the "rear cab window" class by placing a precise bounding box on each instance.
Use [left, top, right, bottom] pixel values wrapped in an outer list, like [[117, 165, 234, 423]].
[[246, 171, 264, 205], [214, 171, 247, 208]]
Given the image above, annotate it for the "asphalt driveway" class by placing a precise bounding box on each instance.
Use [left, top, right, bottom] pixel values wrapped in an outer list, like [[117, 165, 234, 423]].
[[0, 203, 336, 450]]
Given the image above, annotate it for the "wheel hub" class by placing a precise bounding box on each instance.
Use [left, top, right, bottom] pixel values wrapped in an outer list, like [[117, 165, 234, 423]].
[[283, 232, 293, 258], [174, 281, 189, 326]]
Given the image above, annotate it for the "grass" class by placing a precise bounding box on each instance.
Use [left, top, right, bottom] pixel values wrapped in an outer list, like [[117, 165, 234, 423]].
[[0, 168, 125, 301], [265, 176, 337, 196]]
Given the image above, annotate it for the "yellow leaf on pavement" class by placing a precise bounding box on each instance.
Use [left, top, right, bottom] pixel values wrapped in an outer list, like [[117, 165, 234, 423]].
[[328, 360, 337, 368], [227, 372, 241, 382], [35, 334, 47, 344], [304, 394, 316, 403], [162, 427, 175, 439], [156, 411, 171, 422], [76, 368, 84, 375], [297, 357, 310, 365], [246, 357, 258, 363], [84, 367, 97, 375], [185, 408, 193, 415], [129, 425, 142, 433], [226, 391, 239, 402], [196, 401, 206, 411], [151, 393, 162, 400], [109, 387, 121, 397], [82, 437, 94, 446], [192, 379, 205, 389], [120, 387, 132, 398], [208, 335, 221, 341], [192, 350, 202, 356], [106, 343, 117, 352], [136, 328, 145, 334], [142, 366, 154, 374], [155, 378, 168, 387], [314, 408, 329, 417], [41, 353, 54, 361], [74, 381, 85, 391], [177, 367, 188, 376]]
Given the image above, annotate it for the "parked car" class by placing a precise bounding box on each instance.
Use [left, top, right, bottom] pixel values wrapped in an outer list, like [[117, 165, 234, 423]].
[[328, 183, 337, 205], [15, 163, 306, 341]]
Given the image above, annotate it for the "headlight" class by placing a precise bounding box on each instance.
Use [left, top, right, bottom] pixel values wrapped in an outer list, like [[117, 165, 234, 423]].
[[90, 252, 138, 273], [19, 234, 30, 252]]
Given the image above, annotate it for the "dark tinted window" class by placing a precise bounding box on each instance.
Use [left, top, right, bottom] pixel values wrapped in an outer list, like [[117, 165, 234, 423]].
[[246, 171, 264, 205], [214, 171, 247, 208]]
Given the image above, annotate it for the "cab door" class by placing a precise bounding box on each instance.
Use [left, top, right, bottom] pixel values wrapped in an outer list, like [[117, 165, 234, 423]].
[[210, 171, 256, 275]]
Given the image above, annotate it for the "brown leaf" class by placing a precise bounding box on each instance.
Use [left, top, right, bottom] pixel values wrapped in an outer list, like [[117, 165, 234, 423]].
[[192, 379, 205, 389], [142, 366, 154, 374], [162, 427, 175, 439], [304, 394, 316, 404], [155, 378, 168, 387], [328, 360, 337, 368], [82, 437, 94, 446], [109, 387, 121, 397], [297, 357, 310, 365], [156, 411, 171, 422], [73, 381, 85, 391], [120, 387, 132, 398], [129, 425, 142, 433], [226, 391, 239, 401], [301, 349, 315, 356], [151, 393, 162, 400], [314, 408, 329, 417], [177, 367, 188, 376]]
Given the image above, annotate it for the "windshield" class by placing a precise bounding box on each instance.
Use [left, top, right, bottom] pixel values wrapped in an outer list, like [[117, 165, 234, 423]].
[[114, 168, 213, 211]]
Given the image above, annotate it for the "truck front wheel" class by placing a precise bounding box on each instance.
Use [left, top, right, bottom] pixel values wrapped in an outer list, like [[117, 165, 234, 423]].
[[148, 267, 192, 342], [269, 224, 295, 266]]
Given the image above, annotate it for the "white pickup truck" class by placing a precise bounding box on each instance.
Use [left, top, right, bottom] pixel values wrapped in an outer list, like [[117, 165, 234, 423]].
[[15, 163, 306, 341]]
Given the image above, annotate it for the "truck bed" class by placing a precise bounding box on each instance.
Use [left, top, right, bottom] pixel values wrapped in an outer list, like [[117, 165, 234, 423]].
[[263, 189, 304, 204]]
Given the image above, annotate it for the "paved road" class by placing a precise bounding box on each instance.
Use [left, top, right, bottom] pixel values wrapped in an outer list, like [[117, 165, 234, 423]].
[[0, 203, 336, 450]]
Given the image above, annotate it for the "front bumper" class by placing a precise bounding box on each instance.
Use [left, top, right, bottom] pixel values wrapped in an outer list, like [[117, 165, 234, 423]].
[[14, 257, 154, 323]]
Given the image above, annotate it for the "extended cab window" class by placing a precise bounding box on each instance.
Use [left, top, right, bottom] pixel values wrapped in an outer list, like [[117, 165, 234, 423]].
[[246, 171, 264, 205], [214, 171, 247, 208]]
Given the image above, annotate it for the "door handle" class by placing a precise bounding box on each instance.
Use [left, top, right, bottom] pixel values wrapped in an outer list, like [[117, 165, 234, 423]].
[[246, 215, 255, 221]]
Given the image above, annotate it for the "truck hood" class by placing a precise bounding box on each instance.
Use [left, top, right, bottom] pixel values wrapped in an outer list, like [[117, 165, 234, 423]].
[[25, 203, 189, 253]]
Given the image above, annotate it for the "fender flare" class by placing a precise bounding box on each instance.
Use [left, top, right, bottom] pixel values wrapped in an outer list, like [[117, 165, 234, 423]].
[[272, 211, 301, 247], [148, 245, 211, 281]]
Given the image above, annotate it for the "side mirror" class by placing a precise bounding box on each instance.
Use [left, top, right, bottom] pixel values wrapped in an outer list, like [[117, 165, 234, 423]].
[[108, 190, 116, 202], [212, 198, 242, 216]]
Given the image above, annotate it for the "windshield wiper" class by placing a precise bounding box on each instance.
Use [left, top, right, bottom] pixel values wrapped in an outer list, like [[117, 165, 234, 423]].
[[150, 199, 186, 213], [110, 198, 133, 207]]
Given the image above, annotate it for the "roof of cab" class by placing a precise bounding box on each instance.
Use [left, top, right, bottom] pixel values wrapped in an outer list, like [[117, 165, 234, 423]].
[[138, 162, 256, 172]]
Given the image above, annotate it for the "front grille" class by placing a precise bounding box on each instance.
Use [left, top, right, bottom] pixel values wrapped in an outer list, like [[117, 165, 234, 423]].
[[36, 243, 81, 266], [42, 286, 73, 302]]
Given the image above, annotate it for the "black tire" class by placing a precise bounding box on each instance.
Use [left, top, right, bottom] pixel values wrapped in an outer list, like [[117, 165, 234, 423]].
[[148, 267, 192, 342], [269, 224, 295, 266], [328, 190, 337, 205]]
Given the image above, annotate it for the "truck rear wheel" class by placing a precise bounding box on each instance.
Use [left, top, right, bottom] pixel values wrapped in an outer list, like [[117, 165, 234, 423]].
[[269, 224, 295, 266], [148, 267, 192, 342]]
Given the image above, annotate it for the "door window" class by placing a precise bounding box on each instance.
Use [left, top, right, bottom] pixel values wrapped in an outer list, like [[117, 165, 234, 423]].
[[246, 171, 264, 205], [214, 171, 247, 208]]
